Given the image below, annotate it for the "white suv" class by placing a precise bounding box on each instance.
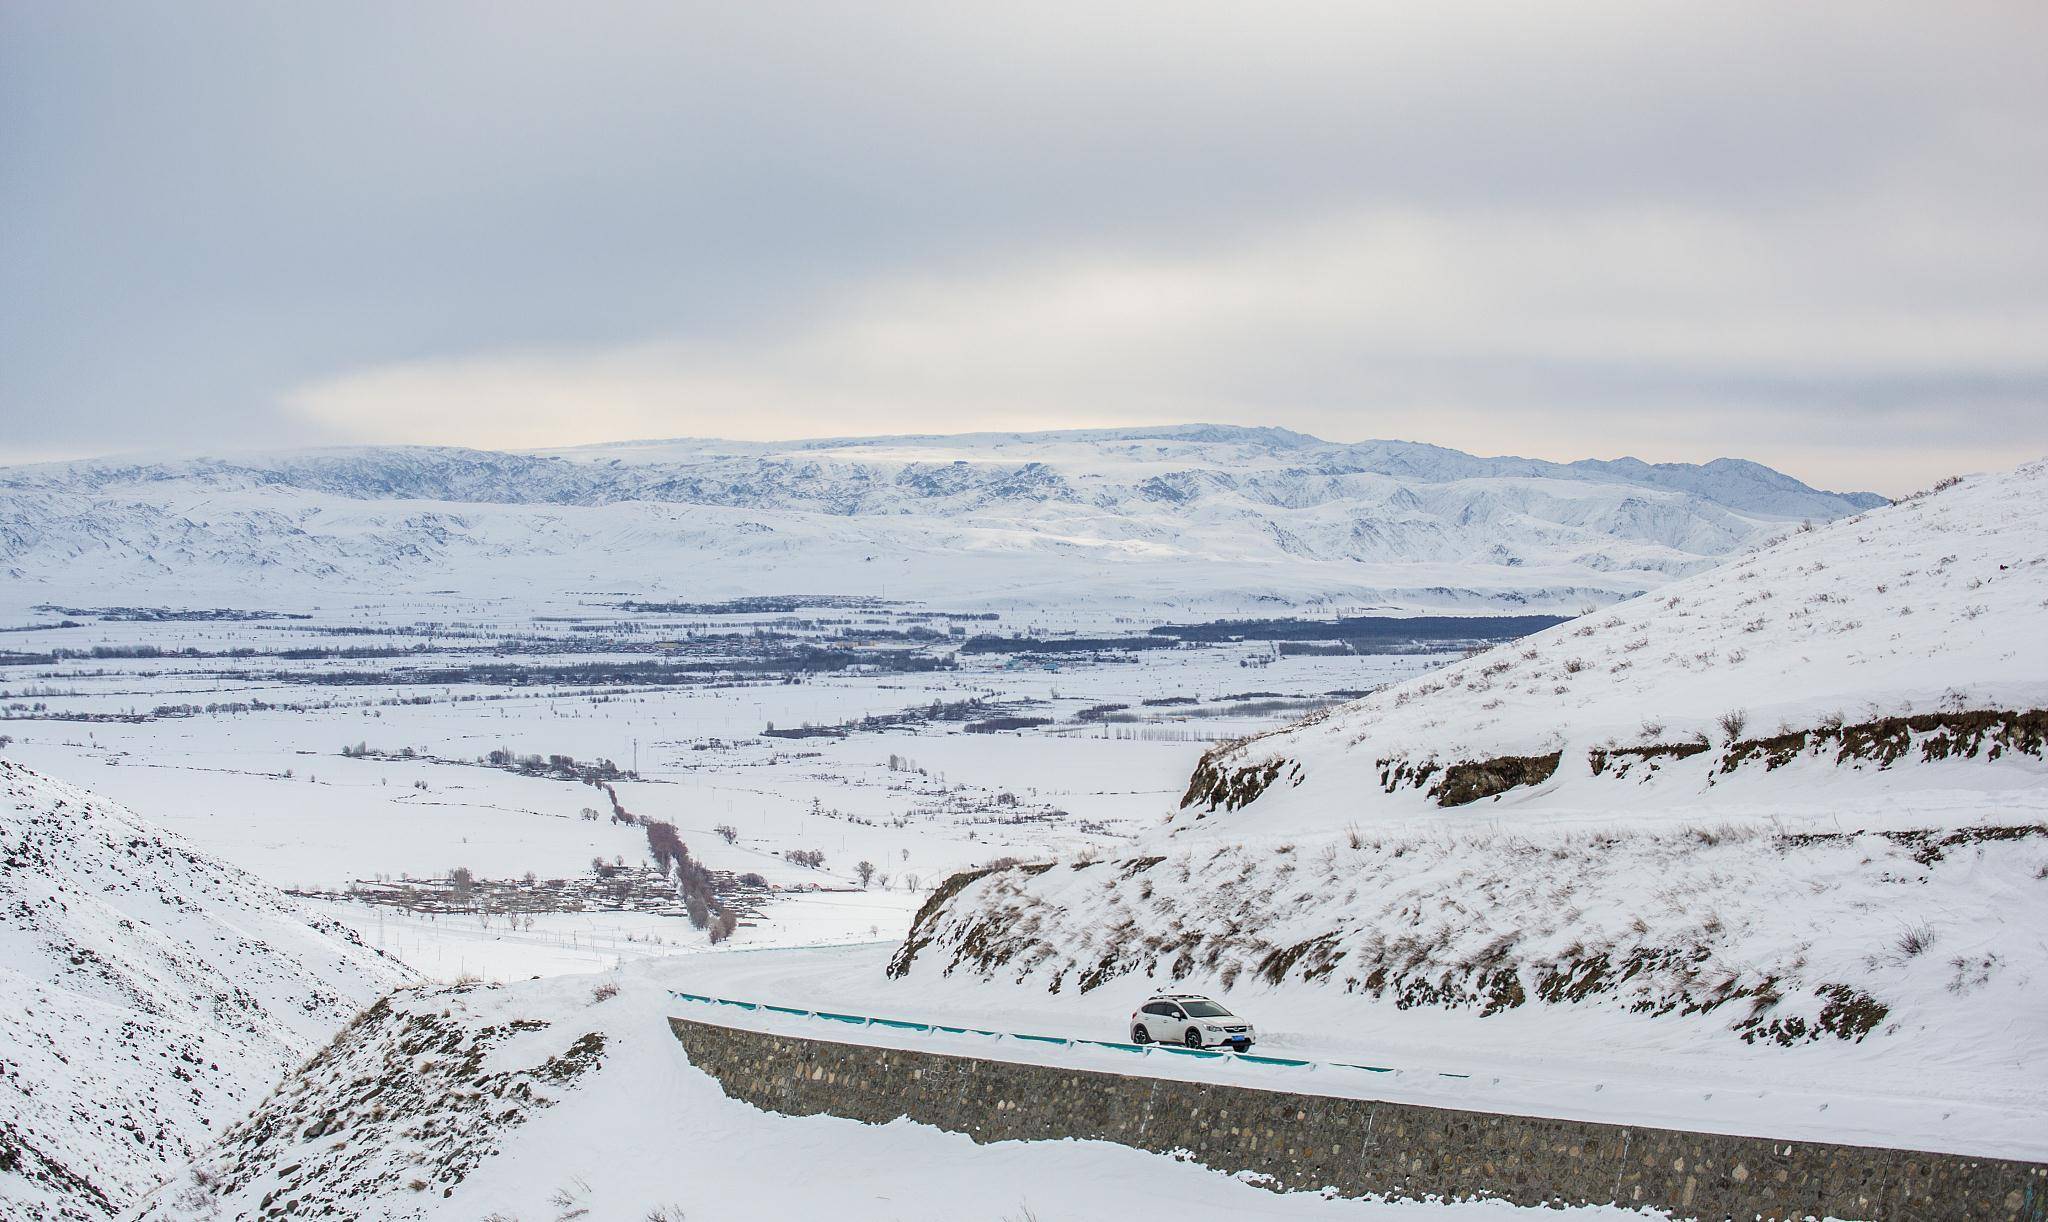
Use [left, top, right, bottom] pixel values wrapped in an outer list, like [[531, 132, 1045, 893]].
[[1130, 994, 1255, 1051]]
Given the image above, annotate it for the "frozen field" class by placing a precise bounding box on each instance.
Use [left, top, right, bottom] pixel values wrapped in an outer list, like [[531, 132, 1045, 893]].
[[0, 593, 1454, 968]]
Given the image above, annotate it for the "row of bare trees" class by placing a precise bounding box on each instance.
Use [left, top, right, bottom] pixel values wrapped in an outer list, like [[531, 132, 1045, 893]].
[[642, 815, 738, 942]]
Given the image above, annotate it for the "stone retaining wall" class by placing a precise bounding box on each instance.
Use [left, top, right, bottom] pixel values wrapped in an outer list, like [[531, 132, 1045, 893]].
[[669, 1015, 2047, 1220]]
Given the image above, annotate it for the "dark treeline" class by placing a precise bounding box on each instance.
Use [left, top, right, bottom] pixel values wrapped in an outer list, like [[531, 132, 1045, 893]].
[[636, 811, 737, 941], [1, 643, 439, 664], [617, 595, 893, 615], [958, 635, 1179, 655], [1148, 613, 1571, 645], [759, 696, 997, 740], [33, 605, 312, 622], [274, 648, 955, 686], [592, 779, 738, 941]]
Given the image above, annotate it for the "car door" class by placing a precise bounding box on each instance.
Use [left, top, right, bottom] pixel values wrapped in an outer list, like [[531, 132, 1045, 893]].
[[1163, 1003, 1189, 1042], [1140, 1001, 1181, 1040]]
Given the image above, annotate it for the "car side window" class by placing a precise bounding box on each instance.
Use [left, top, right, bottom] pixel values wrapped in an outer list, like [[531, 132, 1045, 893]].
[[1143, 1002, 1171, 1017]]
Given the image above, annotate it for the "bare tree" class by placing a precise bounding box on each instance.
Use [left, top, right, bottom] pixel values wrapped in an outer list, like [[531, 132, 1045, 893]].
[[855, 860, 877, 889], [1717, 708, 1749, 742]]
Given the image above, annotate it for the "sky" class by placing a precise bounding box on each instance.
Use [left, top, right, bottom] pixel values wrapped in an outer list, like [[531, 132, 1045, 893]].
[[3, 2, 2044, 496]]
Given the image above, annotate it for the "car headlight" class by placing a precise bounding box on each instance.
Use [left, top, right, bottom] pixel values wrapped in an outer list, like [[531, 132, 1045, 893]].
[[1205, 1024, 1222, 1032]]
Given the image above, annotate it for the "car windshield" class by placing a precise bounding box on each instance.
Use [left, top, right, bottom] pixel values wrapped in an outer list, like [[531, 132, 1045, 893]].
[[1180, 1001, 1232, 1018]]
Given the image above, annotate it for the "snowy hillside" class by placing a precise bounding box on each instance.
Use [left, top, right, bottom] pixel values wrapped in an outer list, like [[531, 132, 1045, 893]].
[[886, 462, 2048, 1146], [0, 425, 1880, 612], [1172, 459, 2048, 835], [0, 762, 413, 1221]]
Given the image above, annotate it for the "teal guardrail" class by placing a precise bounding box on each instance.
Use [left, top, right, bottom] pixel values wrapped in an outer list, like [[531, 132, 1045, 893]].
[[667, 989, 1468, 1081], [1076, 1039, 1150, 1055]]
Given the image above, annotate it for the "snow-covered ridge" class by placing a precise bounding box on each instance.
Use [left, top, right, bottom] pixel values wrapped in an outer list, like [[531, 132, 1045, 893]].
[[1176, 459, 2048, 835], [6, 425, 1882, 519], [0, 426, 1882, 610], [0, 762, 413, 1221], [889, 819, 2048, 1059], [129, 982, 608, 1221], [882, 458, 2048, 1145]]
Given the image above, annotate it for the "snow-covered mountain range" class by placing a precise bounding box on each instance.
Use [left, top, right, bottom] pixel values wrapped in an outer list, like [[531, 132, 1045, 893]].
[[0, 426, 1884, 611], [0, 762, 413, 1221]]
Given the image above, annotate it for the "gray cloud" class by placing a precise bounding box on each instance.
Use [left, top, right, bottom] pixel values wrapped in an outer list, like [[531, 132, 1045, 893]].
[[4, 1, 2044, 493]]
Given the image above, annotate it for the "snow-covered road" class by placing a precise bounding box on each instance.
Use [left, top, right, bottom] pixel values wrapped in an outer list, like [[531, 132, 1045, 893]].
[[652, 943, 2048, 1163]]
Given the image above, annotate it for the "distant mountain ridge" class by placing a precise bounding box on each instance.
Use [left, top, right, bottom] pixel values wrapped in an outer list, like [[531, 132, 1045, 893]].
[[0, 426, 1886, 609], [4, 425, 1883, 516]]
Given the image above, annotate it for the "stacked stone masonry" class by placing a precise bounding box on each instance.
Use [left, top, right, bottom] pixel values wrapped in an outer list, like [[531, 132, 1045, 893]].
[[669, 1016, 2047, 1220]]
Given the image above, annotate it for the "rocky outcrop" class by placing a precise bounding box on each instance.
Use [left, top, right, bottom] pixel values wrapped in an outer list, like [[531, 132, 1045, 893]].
[[1377, 750, 1563, 806], [1721, 709, 2048, 775], [1178, 751, 1301, 814]]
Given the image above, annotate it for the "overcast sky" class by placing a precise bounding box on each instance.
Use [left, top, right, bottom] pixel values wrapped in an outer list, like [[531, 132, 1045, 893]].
[[4, 2, 2043, 494]]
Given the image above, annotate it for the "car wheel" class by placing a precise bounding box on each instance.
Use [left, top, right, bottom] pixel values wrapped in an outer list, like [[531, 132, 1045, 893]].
[[1131, 1025, 1151, 1044], [1184, 1030, 1202, 1048]]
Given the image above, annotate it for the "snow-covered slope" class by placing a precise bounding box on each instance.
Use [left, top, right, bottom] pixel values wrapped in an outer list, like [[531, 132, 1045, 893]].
[[885, 462, 2048, 1144], [0, 425, 1881, 611], [0, 761, 413, 1221], [1173, 459, 2048, 835]]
